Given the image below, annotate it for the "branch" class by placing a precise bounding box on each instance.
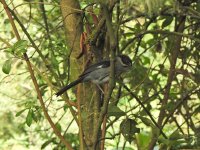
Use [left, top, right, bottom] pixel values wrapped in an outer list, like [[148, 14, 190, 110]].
[[39, 0, 51, 40], [141, 29, 200, 42], [120, 82, 167, 139], [148, 15, 186, 150], [8, 8, 49, 68], [92, 3, 117, 148], [162, 87, 200, 128], [121, 29, 200, 52], [8, 2, 78, 118]]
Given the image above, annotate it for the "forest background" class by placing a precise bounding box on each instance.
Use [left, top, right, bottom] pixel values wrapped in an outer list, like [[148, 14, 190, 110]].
[[0, 0, 199, 149]]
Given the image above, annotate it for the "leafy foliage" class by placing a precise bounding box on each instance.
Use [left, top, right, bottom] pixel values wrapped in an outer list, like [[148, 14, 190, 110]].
[[120, 119, 140, 143], [0, 0, 199, 149]]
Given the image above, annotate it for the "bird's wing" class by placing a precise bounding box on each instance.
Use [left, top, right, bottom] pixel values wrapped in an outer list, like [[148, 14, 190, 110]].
[[79, 60, 110, 78]]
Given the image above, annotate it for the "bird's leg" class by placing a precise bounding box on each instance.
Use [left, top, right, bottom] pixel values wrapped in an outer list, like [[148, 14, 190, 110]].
[[96, 84, 104, 94]]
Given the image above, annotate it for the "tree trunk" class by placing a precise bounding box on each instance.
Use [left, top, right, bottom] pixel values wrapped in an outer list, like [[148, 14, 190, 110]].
[[60, 0, 101, 149]]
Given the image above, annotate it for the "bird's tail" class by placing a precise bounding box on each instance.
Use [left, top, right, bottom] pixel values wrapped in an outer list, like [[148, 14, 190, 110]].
[[56, 78, 83, 96]]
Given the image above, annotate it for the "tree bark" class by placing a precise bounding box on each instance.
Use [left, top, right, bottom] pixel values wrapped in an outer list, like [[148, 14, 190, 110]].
[[60, 0, 101, 149]]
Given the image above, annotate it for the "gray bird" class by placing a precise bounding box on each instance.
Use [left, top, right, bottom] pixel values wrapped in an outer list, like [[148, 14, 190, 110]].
[[56, 55, 132, 96]]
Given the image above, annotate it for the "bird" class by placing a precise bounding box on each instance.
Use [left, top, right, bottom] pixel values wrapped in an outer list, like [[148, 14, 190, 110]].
[[56, 55, 132, 96]]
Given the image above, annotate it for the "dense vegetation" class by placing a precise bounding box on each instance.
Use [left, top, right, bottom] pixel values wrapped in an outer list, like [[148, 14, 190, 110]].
[[0, 0, 199, 149]]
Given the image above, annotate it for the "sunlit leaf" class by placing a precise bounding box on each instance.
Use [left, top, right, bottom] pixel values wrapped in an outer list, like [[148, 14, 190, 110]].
[[136, 132, 151, 149], [124, 32, 135, 37], [2, 59, 12, 74], [15, 109, 27, 117], [142, 56, 150, 65], [11, 40, 28, 56]]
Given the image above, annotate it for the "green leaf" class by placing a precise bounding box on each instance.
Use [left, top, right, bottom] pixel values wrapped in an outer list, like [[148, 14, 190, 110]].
[[55, 123, 62, 132], [108, 105, 126, 117], [169, 130, 183, 140], [26, 109, 33, 127], [159, 130, 186, 147], [15, 109, 27, 117], [11, 40, 28, 55], [5, 47, 14, 54], [2, 59, 12, 74], [162, 16, 173, 28], [142, 56, 150, 65], [197, 1, 200, 12], [32, 111, 38, 123], [32, 106, 42, 122], [194, 105, 200, 115], [136, 132, 151, 149], [51, 54, 58, 68], [120, 119, 140, 143], [194, 70, 200, 84], [124, 32, 134, 37], [41, 138, 56, 149], [137, 116, 155, 128]]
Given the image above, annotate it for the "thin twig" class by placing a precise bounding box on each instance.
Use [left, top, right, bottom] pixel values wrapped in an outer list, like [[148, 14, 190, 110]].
[[120, 82, 168, 139]]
